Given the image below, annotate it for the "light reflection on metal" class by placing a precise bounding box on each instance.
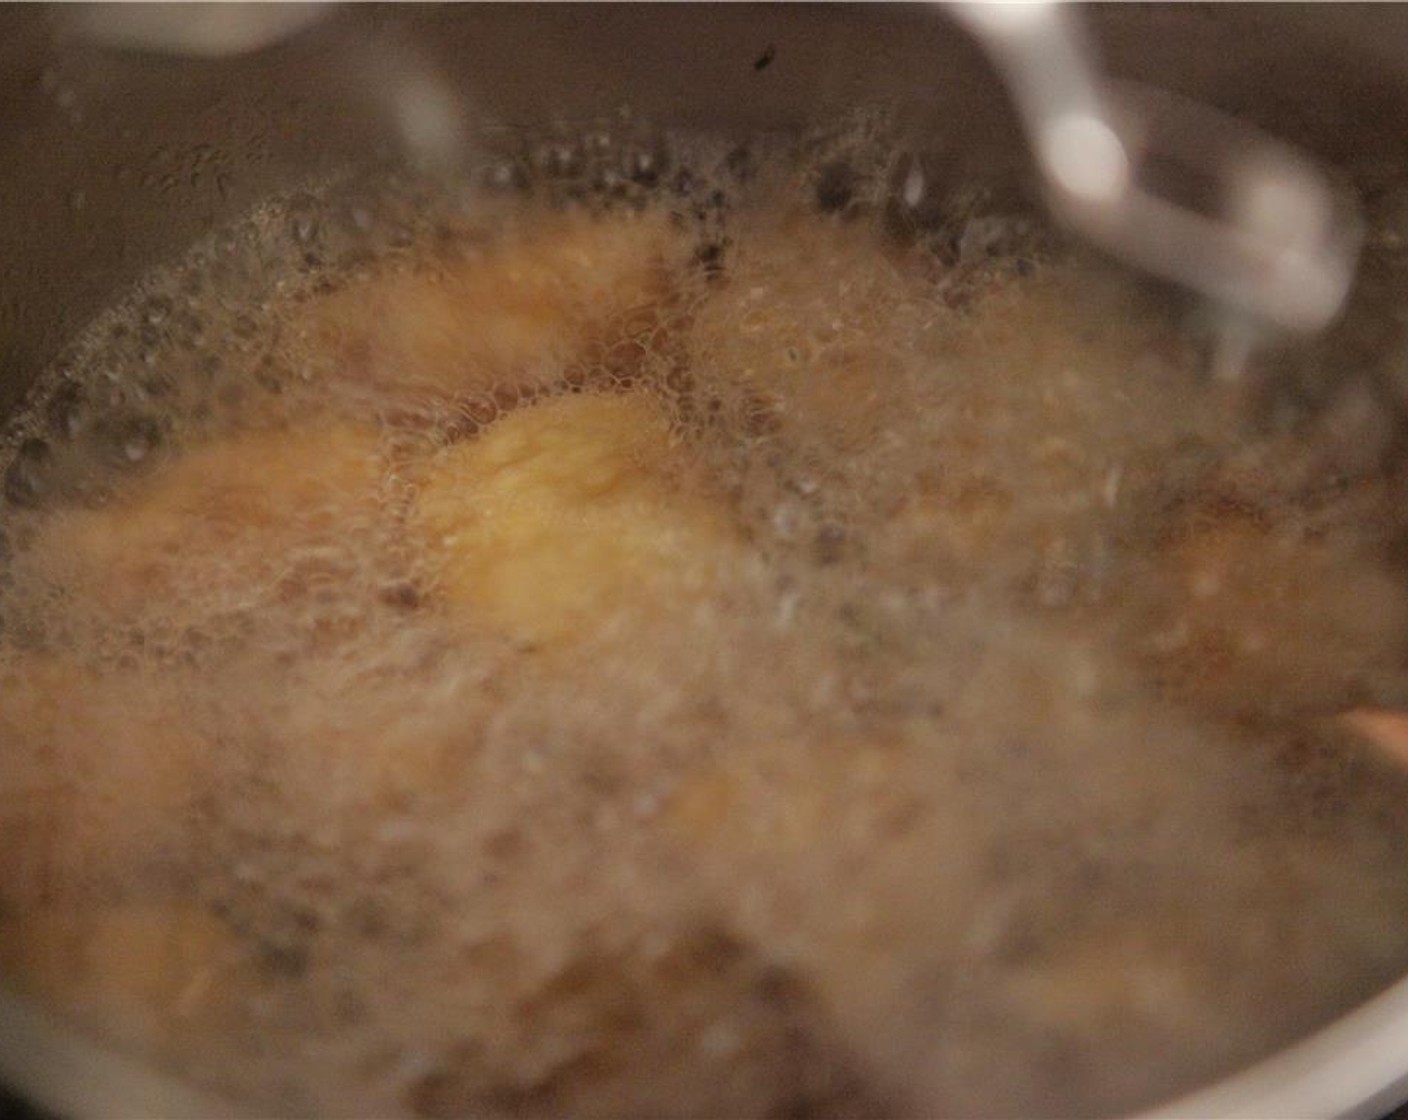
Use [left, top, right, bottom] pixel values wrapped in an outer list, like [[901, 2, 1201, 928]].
[[1041, 113, 1129, 205], [952, 1, 1362, 339], [383, 64, 471, 175], [70, 3, 333, 58], [71, 4, 470, 177], [70, 1, 1362, 339]]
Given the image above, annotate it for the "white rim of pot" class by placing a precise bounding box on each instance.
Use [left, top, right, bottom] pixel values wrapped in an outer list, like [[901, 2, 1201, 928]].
[[0, 989, 249, 1120], [1139, 971, 1408, 1120], [4, 974, 1408, 1120]]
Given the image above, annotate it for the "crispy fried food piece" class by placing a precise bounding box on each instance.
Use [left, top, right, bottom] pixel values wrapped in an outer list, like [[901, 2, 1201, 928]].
[[15, 423, 388, 633], [684, 214, 924, 451], [286, 211, 682, 400], [0, 657, 202, 907], [411, 392, 739, 646]]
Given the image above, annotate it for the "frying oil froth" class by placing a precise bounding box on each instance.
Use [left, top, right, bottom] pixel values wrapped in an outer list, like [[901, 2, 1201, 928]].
[[3, 126, 1408, 1120]]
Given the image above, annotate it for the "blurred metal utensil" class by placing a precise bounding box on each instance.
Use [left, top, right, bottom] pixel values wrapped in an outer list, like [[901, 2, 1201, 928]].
[[953, 1, 1362, 341], [69, 2, 1362, 351], [70, 3, 332, 58]]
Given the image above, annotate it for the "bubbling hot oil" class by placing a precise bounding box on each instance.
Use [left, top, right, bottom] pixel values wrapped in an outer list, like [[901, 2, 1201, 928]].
[[5, 126, 1408, 1119]]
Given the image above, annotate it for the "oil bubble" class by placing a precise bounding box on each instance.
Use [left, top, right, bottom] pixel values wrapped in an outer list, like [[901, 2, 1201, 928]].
[[533, 139, 583, 180], [143, 295, 173, 327], [623, 139, 668, 190], [45, 380, 89, 440], [815, 161, 858, 214], [481, 159, 529, 195], [4, 438, 55, 508], [95, 413, 162, 466]]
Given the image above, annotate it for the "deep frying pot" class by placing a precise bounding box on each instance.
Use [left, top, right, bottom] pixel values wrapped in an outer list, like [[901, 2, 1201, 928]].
[[5, 5, 1408, 1116]]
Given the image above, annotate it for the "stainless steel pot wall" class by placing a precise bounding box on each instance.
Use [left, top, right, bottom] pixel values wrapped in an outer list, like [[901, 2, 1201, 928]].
[[5, 5, 1408, 1117], [0, 3, 1020, 423]]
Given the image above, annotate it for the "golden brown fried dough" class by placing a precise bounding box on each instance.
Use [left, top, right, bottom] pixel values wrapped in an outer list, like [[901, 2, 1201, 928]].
[[286, 211, 682, 401], [684, 215, 923, 451], [16, 423, 388, 633]]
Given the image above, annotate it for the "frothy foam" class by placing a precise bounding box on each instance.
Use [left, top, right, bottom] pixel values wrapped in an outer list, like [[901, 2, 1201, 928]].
[[3, 119, 1408, 1119]]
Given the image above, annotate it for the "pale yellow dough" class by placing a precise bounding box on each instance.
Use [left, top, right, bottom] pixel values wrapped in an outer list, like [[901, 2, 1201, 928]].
[[411, 391, 739, 646]]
